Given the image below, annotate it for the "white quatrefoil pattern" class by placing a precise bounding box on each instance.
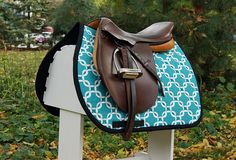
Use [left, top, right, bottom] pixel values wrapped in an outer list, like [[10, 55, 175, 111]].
[[75, 26, 202, 132]]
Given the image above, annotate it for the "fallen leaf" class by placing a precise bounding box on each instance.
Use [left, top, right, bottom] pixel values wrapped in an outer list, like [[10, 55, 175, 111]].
[[103, 155, 111, 160], [49, 141, 58, 149], [85, 151, 98, 159], [202, 158, 213, 160], [185, 139, 211, 153], [229, 116, 236, 126], [0, 111, 6, 119], [36, 138, 45, 146], [222, 114, 227, 118], [207, 136, 217, 145], [203, 139, 210, 147], [6, 144, 18, 155], [179, 135, 189, 141], [203, 117, 211, 122], [6, 151, 14, 155], [23, 141, 34, 147], [189, 30, 193, 37], [32, 114, 45, 119], [45, 150, 53, 159], [201, 33, 207, 38], [196, 16, 205, 22], [117, 148, 128, 158], [137, 137, 146, 148], [0, 144, 3, 155], [209, 111, 216, 115], [217, 142, 222, 148]]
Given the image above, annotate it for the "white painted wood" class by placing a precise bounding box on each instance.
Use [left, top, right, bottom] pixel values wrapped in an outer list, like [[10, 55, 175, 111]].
[[119, 130, 175, 160], [148, 130, 174, 160], [43, 45, 174, 160], [58, 109, 84, 160], [118, 152, 150, 160], [43, 45, 85, 114]]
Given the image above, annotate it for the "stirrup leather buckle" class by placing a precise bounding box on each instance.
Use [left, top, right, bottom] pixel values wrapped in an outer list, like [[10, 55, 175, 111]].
[[113, 48, 142, 79]]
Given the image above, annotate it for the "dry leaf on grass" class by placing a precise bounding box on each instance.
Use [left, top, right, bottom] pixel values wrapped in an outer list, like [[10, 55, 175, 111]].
[[50, 141, 58, 149], [0, 111, 6, 119], [6, 144, 18, 155], [179, 135, 189, 141], [0, 144, 4, 155], [32, 114, 45, 119]]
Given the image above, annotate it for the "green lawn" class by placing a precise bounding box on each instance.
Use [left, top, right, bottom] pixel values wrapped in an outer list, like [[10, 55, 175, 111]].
[[0, 51, 235, 160]]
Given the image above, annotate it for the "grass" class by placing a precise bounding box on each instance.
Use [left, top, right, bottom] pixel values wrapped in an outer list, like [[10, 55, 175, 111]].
[[0, 50, 235, 160]]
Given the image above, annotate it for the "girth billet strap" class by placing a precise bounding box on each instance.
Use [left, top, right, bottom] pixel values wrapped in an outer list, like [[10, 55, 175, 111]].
[[128, 47, 165, 96], [113, 41, 164, 96], [117, 48, 137, 140], [113, 46, 165, 140]]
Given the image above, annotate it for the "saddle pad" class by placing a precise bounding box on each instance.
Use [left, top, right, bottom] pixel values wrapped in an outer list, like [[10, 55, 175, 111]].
[[73, 25, 202, 133]]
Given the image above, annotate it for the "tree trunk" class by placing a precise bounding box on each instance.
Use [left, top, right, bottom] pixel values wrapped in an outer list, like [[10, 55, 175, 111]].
[[1, 40, 7, 51], [163, 0, 168, 14], [27, 5, 31, 49]]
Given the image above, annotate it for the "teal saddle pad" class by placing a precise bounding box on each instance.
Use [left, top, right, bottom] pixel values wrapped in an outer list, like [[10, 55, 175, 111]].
[[73, 25, 202, 133], [35, 23, 202, 133]]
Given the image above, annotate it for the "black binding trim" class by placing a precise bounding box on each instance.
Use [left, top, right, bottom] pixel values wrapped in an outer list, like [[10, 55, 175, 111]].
[[35, 22, 82, 116], [113, 120, 144, 128], [72, 25, 203, 134]]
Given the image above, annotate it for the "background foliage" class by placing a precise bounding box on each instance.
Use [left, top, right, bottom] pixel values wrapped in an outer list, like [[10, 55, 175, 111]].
[[0, 0, 55, 49], [1, 0, 235, 88], [0, 0, 236, 159], [51, 0, 236, 89]]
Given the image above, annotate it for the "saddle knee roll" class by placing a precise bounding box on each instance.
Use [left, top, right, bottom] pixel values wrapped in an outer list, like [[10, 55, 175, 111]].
[[150, 38, 175, 52]]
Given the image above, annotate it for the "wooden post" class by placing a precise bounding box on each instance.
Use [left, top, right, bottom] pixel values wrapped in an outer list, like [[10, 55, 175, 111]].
[[43, 45, 174, 160], [148, 130, 174, 160], [58, 110, 84, 160]]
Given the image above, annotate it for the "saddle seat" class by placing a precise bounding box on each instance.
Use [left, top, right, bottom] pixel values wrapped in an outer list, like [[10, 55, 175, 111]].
[[89, 18, 173, 45], [88, 18, 175, 70]]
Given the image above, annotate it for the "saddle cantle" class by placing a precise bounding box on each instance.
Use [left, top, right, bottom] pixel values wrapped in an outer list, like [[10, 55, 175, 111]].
[[35, 17, 202, 141], [88, 18, 174, 140]]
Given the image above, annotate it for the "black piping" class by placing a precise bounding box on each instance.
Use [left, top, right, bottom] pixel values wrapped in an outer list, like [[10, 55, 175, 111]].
[[35, 23, 81, 116]]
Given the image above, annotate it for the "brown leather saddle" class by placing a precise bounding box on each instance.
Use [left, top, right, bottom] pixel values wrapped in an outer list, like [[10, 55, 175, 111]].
[[87, 18, 174, 140]]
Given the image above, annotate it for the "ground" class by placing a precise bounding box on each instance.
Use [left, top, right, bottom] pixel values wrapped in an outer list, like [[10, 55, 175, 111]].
[[0, 51, 235, 160]]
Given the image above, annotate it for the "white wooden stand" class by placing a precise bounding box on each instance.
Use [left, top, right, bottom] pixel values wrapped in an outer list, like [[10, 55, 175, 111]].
[[43, 45, 174, 160]]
